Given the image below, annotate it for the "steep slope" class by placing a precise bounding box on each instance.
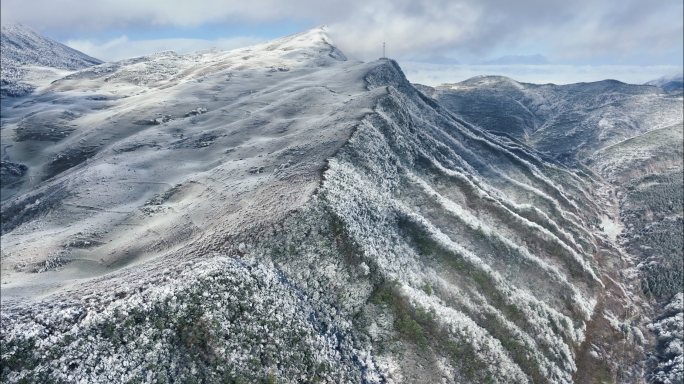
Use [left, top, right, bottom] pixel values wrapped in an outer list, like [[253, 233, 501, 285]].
[[2, 29, 645, 383], [0, 22, 103, 98], [1, 26, 363, 284], [587, 124, 683, 383], [418, 76, 682, 165], [418, 76, 683, 383], [645, 74, 684, 91]]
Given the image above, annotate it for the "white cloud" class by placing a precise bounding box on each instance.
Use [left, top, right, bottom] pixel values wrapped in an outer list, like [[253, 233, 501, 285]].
[[2, 0, 681, 65], [65, 36, 265, 62], [399, 62, 684, 85]]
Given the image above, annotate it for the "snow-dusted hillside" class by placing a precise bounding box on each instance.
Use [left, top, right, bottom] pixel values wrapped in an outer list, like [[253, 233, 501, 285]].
[[0, 27, 664, 383], [1, 22, 102, 98], [419, 76, 684, 383], [645, 74, 684, 91], [417, 76, 683, 165], [587, 122, 683, 383]]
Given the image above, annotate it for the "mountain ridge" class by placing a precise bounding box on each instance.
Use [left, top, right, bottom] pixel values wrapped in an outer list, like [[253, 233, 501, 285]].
[[417, 75, 681, 165], [644, 73, 684, 91], [1, 27, 679, 384], [416, 73, 683, 383], [1, 22, 103, 98]]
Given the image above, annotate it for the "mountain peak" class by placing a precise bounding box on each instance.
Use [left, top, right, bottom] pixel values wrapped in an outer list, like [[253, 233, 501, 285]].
[[1, 22, 103, 97], [435, 75, 525, 90], [50, 26, 348, 92], [644, 73, 684, 91], [240, 25, 347, 61], [1, 22, 103, 70]]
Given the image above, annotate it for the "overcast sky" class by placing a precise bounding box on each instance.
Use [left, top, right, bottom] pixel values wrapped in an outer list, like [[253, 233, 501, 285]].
[[2, 0, 682, 84]]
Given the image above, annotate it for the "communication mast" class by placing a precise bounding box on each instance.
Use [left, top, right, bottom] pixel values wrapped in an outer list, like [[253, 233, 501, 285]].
[[380, 41, 388, 60]]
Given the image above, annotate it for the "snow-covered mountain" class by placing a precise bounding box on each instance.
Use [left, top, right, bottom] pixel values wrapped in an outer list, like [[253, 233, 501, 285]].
[[0, 27, 679, 384], [1, 22, 103, 98], [416, 76, 682, 164], [418, 75, 683, 383], [644, 73, 684, 91]]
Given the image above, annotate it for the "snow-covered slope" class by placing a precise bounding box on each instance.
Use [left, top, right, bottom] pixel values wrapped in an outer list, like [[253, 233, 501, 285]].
[[418, 76, 683, 165], [0, 28, 653, 383], [419, 75, 684, 383], [587, 122, 683, 383], [0, 23, 102, 70], [645, 73, 684, 91], [1, 22, 103, 98]]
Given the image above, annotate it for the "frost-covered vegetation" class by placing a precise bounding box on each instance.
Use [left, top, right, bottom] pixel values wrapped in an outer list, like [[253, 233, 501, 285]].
[[2, 258, 368, 383], [3, 57, 610, 383], [1, 26, 678, 383], [419, 76, 683, 165], [622, 168, 683, 297], [0, 66, 35, 98], [582, 118, 683, 380], [647, 294, 683, 383], [610, 133, 683, 382], [422, 71, 683, 383]]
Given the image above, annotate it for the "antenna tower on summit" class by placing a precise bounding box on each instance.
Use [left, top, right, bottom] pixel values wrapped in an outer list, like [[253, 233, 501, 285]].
[[380, 41, 388, 60]]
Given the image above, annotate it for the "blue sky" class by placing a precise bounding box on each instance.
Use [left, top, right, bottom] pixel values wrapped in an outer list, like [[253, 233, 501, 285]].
[[2, 0, 682, 84], [40, 21, 313, 45]]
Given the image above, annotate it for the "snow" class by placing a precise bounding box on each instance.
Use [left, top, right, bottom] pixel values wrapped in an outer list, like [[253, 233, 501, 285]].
[[1, 25, 675, 384], [0, 22, 102, 70], [1, 22, 103, 98], [644, 73, 684, 87], [599, 215, 622, 242]]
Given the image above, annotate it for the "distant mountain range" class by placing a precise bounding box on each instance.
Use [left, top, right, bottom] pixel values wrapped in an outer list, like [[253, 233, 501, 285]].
[[416, 75, 681, 164], [407, 54, 550, 66], [416, 76, 683, 383], [1, 22, 102, 98], [644, 73, 684, 91], [477, 54, 549, 65]]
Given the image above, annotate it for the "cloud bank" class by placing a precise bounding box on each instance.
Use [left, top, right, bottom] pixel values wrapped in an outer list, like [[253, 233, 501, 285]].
[[1, 0, 682, 65], [399, 62, 684, 86]]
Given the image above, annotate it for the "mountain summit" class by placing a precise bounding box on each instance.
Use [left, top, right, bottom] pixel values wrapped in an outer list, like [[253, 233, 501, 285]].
[[0, 22, 103, 97], [644, 73, 684, 91], [1, 22, 102, 70]]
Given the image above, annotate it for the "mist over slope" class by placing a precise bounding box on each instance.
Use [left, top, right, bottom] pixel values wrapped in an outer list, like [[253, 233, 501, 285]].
[[0, 22, 103, 98], [644, 74, 684, 92], [0, 27, 672, 383]]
